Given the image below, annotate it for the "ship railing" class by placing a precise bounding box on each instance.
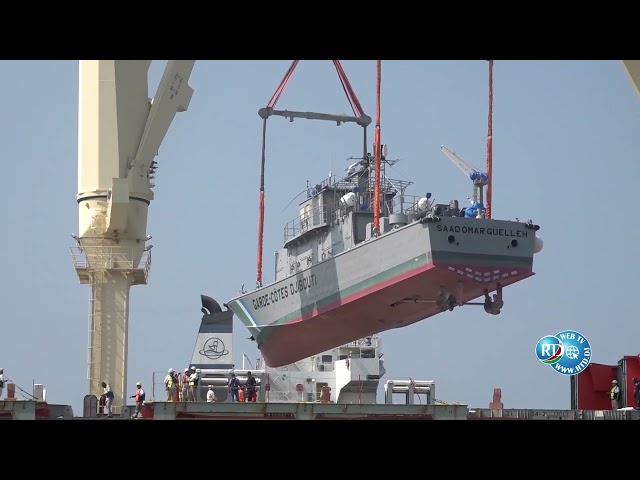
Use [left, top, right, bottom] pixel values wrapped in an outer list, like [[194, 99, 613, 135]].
[[388, 194, 428, 217], [382, 377, 437, 405], [265, 391, 294, 403], [267, 390, 323, 403], [150, 371, 217, 402], [314, 362, 335, 372], [576, 409, 640, 420], [70, 245, 152, 284], [343, 335, 380, 349], [151, 371, 266, 403], [284, 205, 332, 243], [263, 372, 294, 402], [468, 409, 640, 420], [319, 171, 412, 197]]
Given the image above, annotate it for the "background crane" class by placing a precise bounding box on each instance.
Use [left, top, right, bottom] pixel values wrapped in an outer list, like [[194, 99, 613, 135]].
[[70, 60, 195, 409], [440, 145, 489, 218]]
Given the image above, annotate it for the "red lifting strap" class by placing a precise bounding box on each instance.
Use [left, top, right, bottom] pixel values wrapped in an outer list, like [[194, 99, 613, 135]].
[[256, 60, 369, 286], [265, 60, 367, 118]]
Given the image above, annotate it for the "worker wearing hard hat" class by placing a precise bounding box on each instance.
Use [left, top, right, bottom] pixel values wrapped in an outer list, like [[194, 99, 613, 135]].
[[180, 368, 190, 401], [206, 386, 216, 403], [610, 380, 620, 410], [633, 378, 640, 409], [164, 368, 177, 401], [130, 381, 146, 418], [188, 366, 199, 402]]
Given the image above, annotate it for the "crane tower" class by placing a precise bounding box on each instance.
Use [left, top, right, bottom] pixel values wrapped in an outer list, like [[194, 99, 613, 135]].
[[70, 60, 195, 409]]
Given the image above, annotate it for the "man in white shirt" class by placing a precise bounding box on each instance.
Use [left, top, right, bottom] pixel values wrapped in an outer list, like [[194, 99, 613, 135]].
[[206, 386, 216, 402], [0, 368, 6, 399], [101, 381, 114, 417], [188, 367, 199, 401]]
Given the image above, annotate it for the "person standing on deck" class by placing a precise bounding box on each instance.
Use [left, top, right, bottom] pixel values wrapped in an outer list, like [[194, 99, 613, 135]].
[[245, 371, 257, 402], [164, 368, 177, 401], [180, 368, 190, 401], [130, 381, 146, 418], [610, 380, 620, 410], [229, 373, 240, 402], [188, 367, 199, 401], [101, 381, 114, 417]]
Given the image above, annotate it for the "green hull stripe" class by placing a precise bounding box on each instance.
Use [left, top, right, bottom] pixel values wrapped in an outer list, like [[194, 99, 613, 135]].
[[233, 251, 532, 332]]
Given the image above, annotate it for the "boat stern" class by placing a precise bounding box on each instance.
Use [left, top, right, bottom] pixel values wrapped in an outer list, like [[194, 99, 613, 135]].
[[426, 216, 541, 291]]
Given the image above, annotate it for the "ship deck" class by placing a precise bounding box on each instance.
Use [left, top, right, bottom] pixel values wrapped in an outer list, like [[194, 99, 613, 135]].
[[3, 400, 639, 420]]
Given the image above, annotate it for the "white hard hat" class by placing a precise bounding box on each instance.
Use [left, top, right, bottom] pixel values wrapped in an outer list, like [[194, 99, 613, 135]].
[[191, 366, 196, 371], [168, 368, 174, 373], [612, 380, 618, 384], [184, 368, 189, 372]]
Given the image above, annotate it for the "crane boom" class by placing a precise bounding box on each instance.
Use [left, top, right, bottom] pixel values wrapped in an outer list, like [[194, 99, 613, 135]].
[[440, 145, 486, 180], [127, 60, 195, 198]]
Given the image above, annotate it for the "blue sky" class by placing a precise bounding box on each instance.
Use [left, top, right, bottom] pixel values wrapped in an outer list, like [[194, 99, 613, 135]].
[[1, 60, 638, 414]]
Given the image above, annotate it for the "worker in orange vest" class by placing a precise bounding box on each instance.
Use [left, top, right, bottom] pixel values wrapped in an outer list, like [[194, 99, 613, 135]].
[[129, 381, 146, 418]]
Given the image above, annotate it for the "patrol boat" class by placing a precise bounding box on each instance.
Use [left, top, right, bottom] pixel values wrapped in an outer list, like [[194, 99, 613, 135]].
[[226, 146, 543, 368]]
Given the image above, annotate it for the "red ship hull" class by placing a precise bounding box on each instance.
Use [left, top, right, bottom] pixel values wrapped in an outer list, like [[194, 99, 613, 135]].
[[258, 261, 533, 367]]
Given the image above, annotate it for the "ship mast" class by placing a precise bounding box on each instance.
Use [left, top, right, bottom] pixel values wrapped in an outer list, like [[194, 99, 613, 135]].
[[485, 60, 494, 219], [373, 60, 382, 234]]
